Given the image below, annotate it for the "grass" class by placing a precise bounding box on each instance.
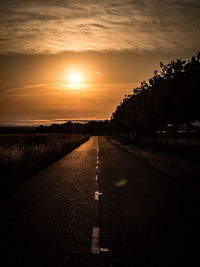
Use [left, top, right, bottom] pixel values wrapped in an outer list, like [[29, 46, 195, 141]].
[[0, 133, 90, 193]]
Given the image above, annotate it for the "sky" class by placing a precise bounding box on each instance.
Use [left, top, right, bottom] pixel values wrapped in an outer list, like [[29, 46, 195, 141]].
[[0, 0, 200, 125]]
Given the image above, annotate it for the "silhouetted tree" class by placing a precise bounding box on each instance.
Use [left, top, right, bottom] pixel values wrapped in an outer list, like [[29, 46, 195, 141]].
[[111, 52, 200, 147]]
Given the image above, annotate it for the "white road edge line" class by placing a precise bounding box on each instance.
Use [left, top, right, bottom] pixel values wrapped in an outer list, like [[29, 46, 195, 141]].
[[91, 227, 100, 254]]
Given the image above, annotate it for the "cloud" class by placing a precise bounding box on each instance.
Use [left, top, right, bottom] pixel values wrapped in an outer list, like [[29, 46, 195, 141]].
[[91, 70, 103, 76], [0, 0, 199, 54]]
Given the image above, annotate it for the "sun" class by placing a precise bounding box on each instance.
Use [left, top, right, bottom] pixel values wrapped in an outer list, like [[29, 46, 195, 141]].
[[70, 73, 82, 85]]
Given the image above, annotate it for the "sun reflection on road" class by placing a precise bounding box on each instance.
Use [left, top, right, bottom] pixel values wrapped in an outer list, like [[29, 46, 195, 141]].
[[115, 179, 127, 187]]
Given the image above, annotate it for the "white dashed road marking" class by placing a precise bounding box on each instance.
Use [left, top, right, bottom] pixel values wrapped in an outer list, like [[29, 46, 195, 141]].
[[100, 248, 109, 253], [91, 227, 100, 254], [91, 139, 101, 254], [94, 191, 102, 200]]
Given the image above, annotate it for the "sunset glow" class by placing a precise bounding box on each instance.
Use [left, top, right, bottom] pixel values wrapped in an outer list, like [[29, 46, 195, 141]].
[[0, 0, 199, 125], [70, 73, 82, 85]]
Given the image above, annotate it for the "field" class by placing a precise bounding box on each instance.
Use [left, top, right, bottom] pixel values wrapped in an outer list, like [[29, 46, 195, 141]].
[[0, 133, 89, 193]]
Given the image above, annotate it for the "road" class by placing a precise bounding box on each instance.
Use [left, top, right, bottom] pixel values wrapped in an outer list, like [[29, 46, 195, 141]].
[[0, 136, 200, 266]]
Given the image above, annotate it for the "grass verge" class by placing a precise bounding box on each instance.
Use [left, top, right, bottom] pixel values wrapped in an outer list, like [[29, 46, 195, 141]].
[[0, 133, 90, 193]]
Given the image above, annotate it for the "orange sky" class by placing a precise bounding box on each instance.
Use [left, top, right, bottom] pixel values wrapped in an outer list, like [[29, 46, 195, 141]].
[[0, 51, 193, 126], [0, 0, 199, 125]]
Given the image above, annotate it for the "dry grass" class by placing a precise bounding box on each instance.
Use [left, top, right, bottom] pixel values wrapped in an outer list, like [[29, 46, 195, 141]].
[[0, 133, 89, 192]]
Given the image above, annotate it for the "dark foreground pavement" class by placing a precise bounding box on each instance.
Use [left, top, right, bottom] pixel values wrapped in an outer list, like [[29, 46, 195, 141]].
[[0, 136, 199, 266]]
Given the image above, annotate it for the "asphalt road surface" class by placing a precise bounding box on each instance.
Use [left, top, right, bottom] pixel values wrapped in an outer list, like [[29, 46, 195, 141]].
[[0, 136, 200, 267]]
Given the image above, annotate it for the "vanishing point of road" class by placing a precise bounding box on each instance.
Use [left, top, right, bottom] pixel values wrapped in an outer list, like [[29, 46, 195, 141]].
[[0, 136, 200, 266]]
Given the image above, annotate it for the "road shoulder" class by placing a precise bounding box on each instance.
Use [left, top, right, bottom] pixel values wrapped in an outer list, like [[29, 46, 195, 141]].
[[109, 137, 200, 191]]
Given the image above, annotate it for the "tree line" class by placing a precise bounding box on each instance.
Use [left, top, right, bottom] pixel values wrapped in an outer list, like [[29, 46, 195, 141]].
[[38, 120, 110, 135], [111, 52, 200, 147]]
